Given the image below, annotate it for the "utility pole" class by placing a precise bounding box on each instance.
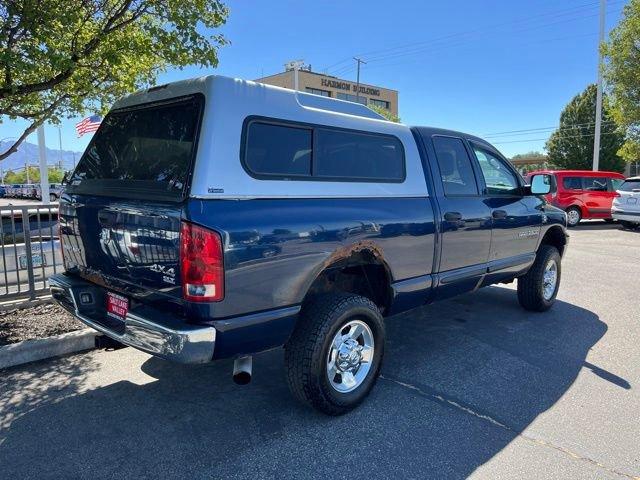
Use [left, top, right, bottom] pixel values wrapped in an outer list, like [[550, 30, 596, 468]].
[[592, 0, 606, 171], [57, 125, 63, 167], [37, 125, 50, 204], [354, 57, 367, 102]]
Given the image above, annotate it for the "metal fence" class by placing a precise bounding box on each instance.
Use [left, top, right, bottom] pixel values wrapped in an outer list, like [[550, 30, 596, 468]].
[[0, 203, 61, 300]]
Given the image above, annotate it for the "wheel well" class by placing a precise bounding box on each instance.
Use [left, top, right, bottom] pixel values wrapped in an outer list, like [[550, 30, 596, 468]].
[[304, 250, 392, 314], [539, 226, 567, 257], [566, 204, 583, 215]]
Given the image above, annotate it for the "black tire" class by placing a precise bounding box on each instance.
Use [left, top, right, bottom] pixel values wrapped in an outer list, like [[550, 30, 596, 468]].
[[49, 193, 57, 202], [604, 218, 614, 224], [285, 293, 385, 415], [621, 221, 639, 230], [517, 245, 561, 312], [566, 206, 582, 227]]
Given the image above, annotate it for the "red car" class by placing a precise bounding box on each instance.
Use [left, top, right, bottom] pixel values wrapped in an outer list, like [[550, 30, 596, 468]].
[[527, 170, 625, 227]]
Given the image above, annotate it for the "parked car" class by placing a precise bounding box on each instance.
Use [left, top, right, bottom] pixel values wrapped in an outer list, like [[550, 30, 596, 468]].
[[50, 75, 569, 415], [32, 183, 63, 201], [6, 184, 22, 198], [21, 184, 37, 198], [612, 176, 640, 230], [526, 169, 625, 227], [49, 183, 63, 202]]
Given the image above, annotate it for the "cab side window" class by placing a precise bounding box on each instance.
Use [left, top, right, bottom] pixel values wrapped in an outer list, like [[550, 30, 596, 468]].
[[432, 136, 479, 196], [472, 146, 520, 195]]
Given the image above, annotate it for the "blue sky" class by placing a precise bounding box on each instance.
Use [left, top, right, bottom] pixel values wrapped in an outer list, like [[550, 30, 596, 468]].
[[0, 0, 627, 159]]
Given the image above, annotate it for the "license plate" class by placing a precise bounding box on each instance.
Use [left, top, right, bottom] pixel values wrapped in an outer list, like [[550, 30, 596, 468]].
[[628, 197, 637, 205], [19, 254, 44, 269], [106, 292, 129, 321]]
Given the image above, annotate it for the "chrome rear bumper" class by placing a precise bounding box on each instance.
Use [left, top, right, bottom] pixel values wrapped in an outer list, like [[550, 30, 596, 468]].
[[50, 274, 216, 364]]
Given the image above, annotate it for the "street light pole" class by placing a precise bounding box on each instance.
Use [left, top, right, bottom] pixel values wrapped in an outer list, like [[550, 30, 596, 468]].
[[37, 125, 50, 204], [354, 57, 367, 103], [592, 0, 606, 171]]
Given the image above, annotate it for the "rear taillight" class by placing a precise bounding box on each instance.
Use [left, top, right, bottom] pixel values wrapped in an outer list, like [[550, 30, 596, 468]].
[[180, 222, 224, 302]]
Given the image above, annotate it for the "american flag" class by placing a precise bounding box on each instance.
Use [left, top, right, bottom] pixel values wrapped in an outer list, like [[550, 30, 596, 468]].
[[75, 115, 102, 137]]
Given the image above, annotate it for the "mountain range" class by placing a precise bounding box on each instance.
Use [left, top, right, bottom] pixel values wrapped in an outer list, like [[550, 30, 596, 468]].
[[0, 140, 83, 173]]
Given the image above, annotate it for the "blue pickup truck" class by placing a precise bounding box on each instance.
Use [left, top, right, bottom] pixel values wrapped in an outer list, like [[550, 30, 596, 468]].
[[50, 75, 568, 415]]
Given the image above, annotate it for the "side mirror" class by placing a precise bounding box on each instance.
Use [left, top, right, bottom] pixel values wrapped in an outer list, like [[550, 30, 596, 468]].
[[528, 174, 555, 195]]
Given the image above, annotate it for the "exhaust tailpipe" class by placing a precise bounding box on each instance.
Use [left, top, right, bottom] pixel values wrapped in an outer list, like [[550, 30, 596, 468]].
[[232, 356, 252, 385]]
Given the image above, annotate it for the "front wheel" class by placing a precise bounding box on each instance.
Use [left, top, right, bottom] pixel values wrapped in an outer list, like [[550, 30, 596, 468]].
[[517, 245, 561, 312], [285, 293, 385, 415], [621, 221, 639, 230]]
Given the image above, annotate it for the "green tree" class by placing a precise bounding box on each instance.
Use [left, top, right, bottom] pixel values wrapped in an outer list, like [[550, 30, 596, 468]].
[[368, 104, 401, 123], [3, 166, 66, 183], [0, 0, 229, 161], [511, 151, 547, 162], [545, 84, 625, 172], [603, 0, 640, 162]]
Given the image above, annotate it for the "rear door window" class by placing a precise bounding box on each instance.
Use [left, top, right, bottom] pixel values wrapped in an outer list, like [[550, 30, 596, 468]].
[[582, 177, 608, 191], [432, 136, 478, 196], [67, 95, 203, 201], [562, 177, 582, 190]]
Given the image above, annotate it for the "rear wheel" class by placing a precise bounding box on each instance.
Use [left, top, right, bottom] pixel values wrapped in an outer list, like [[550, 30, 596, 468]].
[[621, 220, 639, 230], [566, 206, 581, 227], [49, 193, 57, 202], [517, 245, 561, 312], [285, 293, 385, 415]]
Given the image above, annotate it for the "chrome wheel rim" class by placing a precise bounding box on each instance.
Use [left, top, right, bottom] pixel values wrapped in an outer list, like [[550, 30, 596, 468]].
[[567, 209, 580, 226], [543, 260, 558, 300], [326, 320, 374, 393]]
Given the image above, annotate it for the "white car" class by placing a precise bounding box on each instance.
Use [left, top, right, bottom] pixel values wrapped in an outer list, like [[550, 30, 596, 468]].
[[612, 176, 640, 230]]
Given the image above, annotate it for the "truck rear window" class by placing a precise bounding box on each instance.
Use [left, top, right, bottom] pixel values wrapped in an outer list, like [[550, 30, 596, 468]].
[[67, 95, 203, 201]]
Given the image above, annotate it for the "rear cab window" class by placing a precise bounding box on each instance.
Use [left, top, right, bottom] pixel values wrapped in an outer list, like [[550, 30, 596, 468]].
[[67, 95, 204, 202]]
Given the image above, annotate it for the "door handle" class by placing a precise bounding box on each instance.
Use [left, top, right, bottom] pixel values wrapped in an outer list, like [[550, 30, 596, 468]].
[[444, 211, 463, 222], [492, 209, 508, 219]]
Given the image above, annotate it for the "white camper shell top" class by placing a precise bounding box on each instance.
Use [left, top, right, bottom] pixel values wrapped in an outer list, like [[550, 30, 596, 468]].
[[111, 75, 429, 200]]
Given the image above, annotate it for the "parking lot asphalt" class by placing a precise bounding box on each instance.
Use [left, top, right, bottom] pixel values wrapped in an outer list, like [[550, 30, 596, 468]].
[[1, 221, 638, 479]]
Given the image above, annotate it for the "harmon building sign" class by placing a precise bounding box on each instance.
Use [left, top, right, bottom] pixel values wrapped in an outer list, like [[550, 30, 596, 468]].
[[256, 67, 398, 116]]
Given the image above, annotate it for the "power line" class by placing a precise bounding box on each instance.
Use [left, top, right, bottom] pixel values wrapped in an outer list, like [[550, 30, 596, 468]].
[[323, 0, 623, 75], [482, 121, 618, 138], [491, 130, 620, 144]]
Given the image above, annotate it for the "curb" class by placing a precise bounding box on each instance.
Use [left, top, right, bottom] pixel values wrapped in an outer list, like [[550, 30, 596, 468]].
[[0, 328, 98, 370], [0, 295, 53, 312]]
